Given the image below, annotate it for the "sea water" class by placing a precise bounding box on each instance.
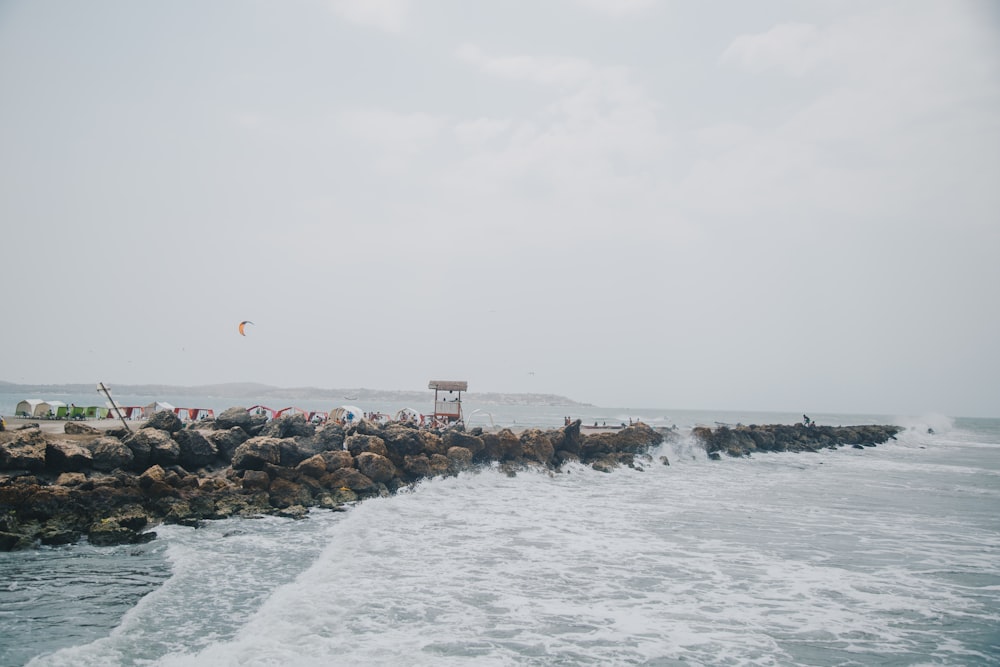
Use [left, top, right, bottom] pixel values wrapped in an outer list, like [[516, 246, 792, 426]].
[[1, 411, 998, 666]]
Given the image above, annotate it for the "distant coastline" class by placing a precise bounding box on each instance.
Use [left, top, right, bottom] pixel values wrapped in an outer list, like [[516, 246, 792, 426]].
[[0, 381, 591, 408]]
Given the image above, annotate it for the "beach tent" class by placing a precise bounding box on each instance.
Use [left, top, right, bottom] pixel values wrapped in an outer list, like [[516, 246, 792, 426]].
[[329, 405, 365, 426], [394, 407, 423, 424], [275, 406, 309, 419], [85, 406, 110, 419], [15, 399, 44, 418], [118, 406, 144, 420], [247, 405, 276, 420], [142, 402, 176, 419], [35, 401, 66, 418], [173, 407, 214, 421], [68, 405, 87, 420]]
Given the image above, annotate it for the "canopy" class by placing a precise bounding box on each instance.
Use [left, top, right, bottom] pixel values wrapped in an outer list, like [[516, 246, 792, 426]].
[[15, 399, 44, 417], [395, 407, 423, 423], [329, 405, 365, 426], [35, 400, 66, 417], [142, 401, 175, 418]]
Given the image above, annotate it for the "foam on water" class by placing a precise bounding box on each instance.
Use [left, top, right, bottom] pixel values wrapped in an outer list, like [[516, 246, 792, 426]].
[[20, 425, 1000, 666]]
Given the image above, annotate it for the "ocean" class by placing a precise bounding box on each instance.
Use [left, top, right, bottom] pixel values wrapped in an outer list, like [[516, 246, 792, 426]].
[[1, 401, 998, 666]]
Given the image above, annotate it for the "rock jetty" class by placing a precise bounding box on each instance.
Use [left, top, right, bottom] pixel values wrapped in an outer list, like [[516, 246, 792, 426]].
[[0, 409, 665, 550], [692, 423, 901, 459]]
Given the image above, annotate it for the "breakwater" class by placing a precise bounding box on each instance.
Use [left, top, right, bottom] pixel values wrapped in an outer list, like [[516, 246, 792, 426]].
[[0, 411, 899, 550]]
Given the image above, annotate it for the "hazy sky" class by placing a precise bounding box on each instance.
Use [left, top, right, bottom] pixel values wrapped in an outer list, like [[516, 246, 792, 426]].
[[1, 1, 998, 416]]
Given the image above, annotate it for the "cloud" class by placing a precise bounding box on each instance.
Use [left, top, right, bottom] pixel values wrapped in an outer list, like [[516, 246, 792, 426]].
[[720, 22, 824, 76], [328, 0, 410, 33], [456, 43, 596, 87], [336, 108, 445, 157], [451, 44, 667, 210], [573, 0, 656, 17]]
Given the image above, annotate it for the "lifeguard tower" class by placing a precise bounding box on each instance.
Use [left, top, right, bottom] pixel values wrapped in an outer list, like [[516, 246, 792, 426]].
[[428, 380, 467, 424]]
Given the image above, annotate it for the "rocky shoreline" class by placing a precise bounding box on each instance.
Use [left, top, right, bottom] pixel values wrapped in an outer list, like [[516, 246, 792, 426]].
[[0, 410, 900, 550]]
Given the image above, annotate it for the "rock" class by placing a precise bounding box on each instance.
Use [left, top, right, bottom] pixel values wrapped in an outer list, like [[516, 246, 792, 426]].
[[269, 478, 312, 508], [215, 407, 252, 431], [208, 427, 249, 462], [46, 441, 94, 471], [87, 518, 154, 546], [519, 430, 555, 464], [344, 434, 388, 458], [123, 429, 167, 470], [319, 468, 376, 494], [242, 469, 271, 491], [312, 424, 346, 452], [295, 454, 328, 479], [444, 431, 485, 458], [55, 472, 87, 486], [445, 446, 473, 470], [173, 430, 218, 469], [231, 437, 282, 471], [89, 437, 135, 472], [355, 452, 397, 484], [64, 422, 99, 435], [144, 430, 181, 467], [1, 429, 48, 472], [261, 414, 315, 439], [143, 410, 183, 433]]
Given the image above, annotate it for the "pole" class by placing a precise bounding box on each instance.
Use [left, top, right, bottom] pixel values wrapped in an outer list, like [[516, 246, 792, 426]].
[[97, 382, 132, 433]]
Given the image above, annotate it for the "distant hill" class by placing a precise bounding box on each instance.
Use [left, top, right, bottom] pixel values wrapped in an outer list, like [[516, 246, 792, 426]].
[[0, 381, 590, 407]]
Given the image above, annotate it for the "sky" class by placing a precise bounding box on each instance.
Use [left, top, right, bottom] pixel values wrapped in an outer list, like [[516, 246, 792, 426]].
[[1, 1, 998, 417]]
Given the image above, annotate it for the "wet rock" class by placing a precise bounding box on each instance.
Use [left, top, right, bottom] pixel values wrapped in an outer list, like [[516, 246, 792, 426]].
[[355, 452, 396, 483], [242, 469, 271, 491]]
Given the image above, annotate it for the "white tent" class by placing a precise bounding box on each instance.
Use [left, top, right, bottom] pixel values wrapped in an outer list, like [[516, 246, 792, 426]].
[[394, 407, 423, 424], [329, 405, 365, 426], [142, 401, 176, 418], [15, 399, 43, 417], [36, 400, 66, 418]]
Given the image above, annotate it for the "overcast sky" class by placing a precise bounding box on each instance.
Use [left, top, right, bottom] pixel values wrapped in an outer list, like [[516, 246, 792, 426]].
[[1, 1, 997, 416]]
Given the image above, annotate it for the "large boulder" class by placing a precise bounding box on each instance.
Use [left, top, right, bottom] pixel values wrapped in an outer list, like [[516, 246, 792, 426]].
[[1, 429, 48, 472], [344, 434, 388, 458], [519, 430, 555, 464], [261, 414, 315, 440], [124, 429, 172, 470], [89, 437, 135, 472], [319, 468, 376, 494], [208, 427, 249, 462], [173, 430, 218, 469], [312, 424, 346, 452], [381, 425, 425, 462], [64, 422, 99, 435], [45, 441, 94, 472], [143, 411, 183, 433], [231, 437, 282, 471], [444, 431, 485, 458], [269, 478, 313, 508], [214, 407, 252, 431], [355, 452, 397, 484]]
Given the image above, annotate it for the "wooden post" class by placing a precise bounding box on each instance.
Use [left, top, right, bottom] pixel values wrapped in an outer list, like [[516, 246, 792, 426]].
[[97, 382, 132, 433]]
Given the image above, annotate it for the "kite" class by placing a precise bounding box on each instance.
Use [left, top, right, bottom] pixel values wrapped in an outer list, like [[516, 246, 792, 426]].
[[239, 320, 254, 336]]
